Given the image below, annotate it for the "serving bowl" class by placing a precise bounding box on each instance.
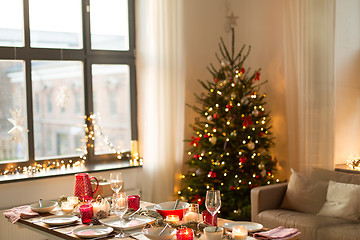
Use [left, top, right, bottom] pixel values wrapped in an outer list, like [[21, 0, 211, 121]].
[[154, 201, 190, 220], [142, 227, 177, 240], [30, 200, 58, 213]]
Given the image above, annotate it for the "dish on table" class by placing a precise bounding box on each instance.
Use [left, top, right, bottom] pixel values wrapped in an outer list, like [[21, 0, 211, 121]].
[[154, 201, 190, 220], [142, 226, 177, 240], [30, 200, 58, 213], [99, 214, 155, 230], [41, 215, 79, 226], [72, 225, 113, 239], [222, 221, 263, 232]]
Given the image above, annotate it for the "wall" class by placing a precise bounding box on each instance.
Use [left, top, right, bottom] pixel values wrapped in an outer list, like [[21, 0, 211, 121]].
[[182, 0, 288, 178], [334, 0, 360, 164]]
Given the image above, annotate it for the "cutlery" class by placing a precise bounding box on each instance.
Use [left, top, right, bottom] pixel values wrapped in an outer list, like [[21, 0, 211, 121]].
[[48, 222, 80, 230], [123, 207, 142, 221], [173, 199, 180, 210], [159, 223, 170, 236], [89, 232, 118, 240]]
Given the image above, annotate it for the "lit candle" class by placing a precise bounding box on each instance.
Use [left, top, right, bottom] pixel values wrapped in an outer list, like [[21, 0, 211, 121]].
[[232, 225, 248, 240], [67, 196, 79, 206], [92, 202, 101, 216], [176, 228, 194, 240], [166, 215, 180, 223], [61, 202, 74, 214]]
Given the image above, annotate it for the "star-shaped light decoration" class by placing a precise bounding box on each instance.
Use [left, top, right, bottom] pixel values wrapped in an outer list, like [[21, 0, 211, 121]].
[[8, 108, 28, 144], [226, 12, 239, 31], [56, 85, 70, 108]]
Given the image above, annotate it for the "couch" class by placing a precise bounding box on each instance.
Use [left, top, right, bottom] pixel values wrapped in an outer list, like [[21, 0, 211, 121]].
[[251, 168, 360, 240]]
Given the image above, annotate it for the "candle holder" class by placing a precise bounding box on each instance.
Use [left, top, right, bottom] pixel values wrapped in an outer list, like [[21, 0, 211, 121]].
[[183, 203, 200, 222], [176, 228, 194, 240], [232, 225, 248, 240], [61, 202, 74, 214], [79, 204, 93, 224], [128, 195, 140, 210], [67, 196, 79, 206]]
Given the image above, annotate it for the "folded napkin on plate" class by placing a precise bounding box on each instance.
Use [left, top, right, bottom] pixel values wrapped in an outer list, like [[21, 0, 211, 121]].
[[4, 205, 39, 223], [253, 226, 301, 240]]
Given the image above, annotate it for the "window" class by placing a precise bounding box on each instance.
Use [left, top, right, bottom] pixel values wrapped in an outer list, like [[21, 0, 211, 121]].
[[0, 0, 136, 174]]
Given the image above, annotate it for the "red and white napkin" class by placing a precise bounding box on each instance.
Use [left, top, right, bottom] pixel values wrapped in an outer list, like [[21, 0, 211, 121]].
[[3, 205, 39, 223], [253, 226, 301, 240]]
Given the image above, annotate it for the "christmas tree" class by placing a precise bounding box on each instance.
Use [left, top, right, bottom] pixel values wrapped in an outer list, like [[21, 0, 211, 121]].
[[178, 28, 278, 220]]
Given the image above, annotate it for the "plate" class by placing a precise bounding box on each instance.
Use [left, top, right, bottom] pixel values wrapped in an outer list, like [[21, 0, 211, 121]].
[[100, 215, 155, 230], [41, 215, 79, 226], [222, 221, 263, 232], [73, 225, 113, 239]]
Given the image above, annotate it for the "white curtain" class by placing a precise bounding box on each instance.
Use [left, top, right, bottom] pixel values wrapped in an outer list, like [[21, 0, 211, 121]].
[[283, 0, 335, 174], [136, 0, 185, 203]]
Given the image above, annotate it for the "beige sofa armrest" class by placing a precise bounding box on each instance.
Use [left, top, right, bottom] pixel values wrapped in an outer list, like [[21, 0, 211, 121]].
[[251, 182, 288, 222]]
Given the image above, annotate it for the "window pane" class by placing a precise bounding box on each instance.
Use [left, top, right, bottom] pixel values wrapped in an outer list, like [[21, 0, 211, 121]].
[[0, 60, 28, 162], [32, 61, 85, 160], [90, 0, 129, 51], [0, 0, 24, 47], [29, 0, 82, 49], [92, 64, 131, 155]]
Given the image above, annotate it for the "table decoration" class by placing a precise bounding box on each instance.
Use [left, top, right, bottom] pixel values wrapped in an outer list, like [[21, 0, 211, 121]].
[[232, 226, 247, 240], [128, 195, 141, 210], [74, 173, 99, 201], [79, 204, 93, 224], [165, 215, 180, 223], [176, 227, 194, 240], [61, 202, 74, 214], [183, 203, 200, 222]]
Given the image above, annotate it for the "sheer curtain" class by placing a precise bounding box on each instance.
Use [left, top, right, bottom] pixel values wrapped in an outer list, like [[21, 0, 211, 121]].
[[283, 0, 335, 175], [136, 0, 185, 203]]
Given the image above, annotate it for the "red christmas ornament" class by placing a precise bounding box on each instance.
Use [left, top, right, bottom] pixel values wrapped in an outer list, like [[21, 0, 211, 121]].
[[241, 116, 253, 128], [254, 71, 261, 81], [204, 134, 210, 138], [194, 155, 200, 159], [259, 132, 264, 137], [226, 104, 233, 111], [213, 113, 218, 119], [208, 171, 216, 178], [190, 136, 201, 146], [239, 156, 247, 164], [215, 78, 218, 82], [230, 186, 236, 191], [240, 68, 245, 74], [192, 194, 204, 205]]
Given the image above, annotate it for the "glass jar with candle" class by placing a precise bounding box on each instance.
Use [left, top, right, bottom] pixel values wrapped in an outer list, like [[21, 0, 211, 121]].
[[232, 225, 248, 240], [176, 228, 194, 240], [61, 202, 74, 214], [183, 203, 200, 222]]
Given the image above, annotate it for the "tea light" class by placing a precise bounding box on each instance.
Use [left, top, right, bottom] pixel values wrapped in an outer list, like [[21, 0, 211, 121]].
[[166, 215, 180, 223], [67, 196, 79, 205], [232, 225, 248, 240], [61, 202, 74, 214], [92, 202, 101, 215], [176, 228, 194, 240]]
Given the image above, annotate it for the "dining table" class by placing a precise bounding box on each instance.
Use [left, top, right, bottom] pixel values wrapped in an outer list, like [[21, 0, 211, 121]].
[[8, 201, 257, 240]]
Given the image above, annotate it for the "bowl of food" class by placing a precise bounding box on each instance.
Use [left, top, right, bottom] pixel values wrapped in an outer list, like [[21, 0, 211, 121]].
[[142, 227, 177, 240], [30, 200, 58, 213], [154, 201, 190, 220]]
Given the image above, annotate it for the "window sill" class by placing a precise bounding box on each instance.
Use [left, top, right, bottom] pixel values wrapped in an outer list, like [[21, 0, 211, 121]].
[[0, 161, 142, 184], [335, 163, 360, 174]]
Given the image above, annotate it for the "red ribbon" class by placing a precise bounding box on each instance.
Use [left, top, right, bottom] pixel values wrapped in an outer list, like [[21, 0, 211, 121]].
[[241, 116, 253, 128]]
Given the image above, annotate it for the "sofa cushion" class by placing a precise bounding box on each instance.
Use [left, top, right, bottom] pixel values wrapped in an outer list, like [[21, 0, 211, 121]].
[[258, 209, 354, 240], [317, 180, 360, 221], [280, 168, 328, 214], [311, 168, 360, 185], [317, 223, 360, 240]]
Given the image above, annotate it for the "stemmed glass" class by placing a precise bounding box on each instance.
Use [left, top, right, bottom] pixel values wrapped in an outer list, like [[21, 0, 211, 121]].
[[205, 190, 221, 226], [112, 192, 128, 222], [110, 173, 124, 193]]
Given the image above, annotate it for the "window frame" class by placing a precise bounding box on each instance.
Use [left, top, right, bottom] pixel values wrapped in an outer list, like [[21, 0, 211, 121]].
[[0, 0, 137, 173]]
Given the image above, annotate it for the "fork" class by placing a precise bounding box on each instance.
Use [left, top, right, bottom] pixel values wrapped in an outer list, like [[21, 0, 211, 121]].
[[123, 208, 142, 222]]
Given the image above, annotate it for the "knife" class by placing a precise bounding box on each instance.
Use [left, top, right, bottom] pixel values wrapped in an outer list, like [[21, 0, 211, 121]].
[[48, 222, 80, 230]]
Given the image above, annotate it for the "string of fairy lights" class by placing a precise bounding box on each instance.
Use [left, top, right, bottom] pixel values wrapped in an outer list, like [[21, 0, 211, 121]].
[[1, 113, 142, 176]]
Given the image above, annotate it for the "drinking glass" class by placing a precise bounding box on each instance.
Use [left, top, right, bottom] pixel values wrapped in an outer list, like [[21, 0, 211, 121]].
[[205, 190, 221, 226], [110, 173, 124, 193], [112, 192, 128, 222]]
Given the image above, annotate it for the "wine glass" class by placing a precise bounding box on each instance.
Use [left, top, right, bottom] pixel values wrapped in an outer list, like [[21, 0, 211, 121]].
[[110, 173, 124, 193], [112, 192, 128, 222], [205, 190, 221, 226]]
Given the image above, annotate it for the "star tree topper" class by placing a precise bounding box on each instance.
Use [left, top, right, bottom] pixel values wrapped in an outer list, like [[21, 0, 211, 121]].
[[226, 12, 238, 31], [8, 108, 28, 144]]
